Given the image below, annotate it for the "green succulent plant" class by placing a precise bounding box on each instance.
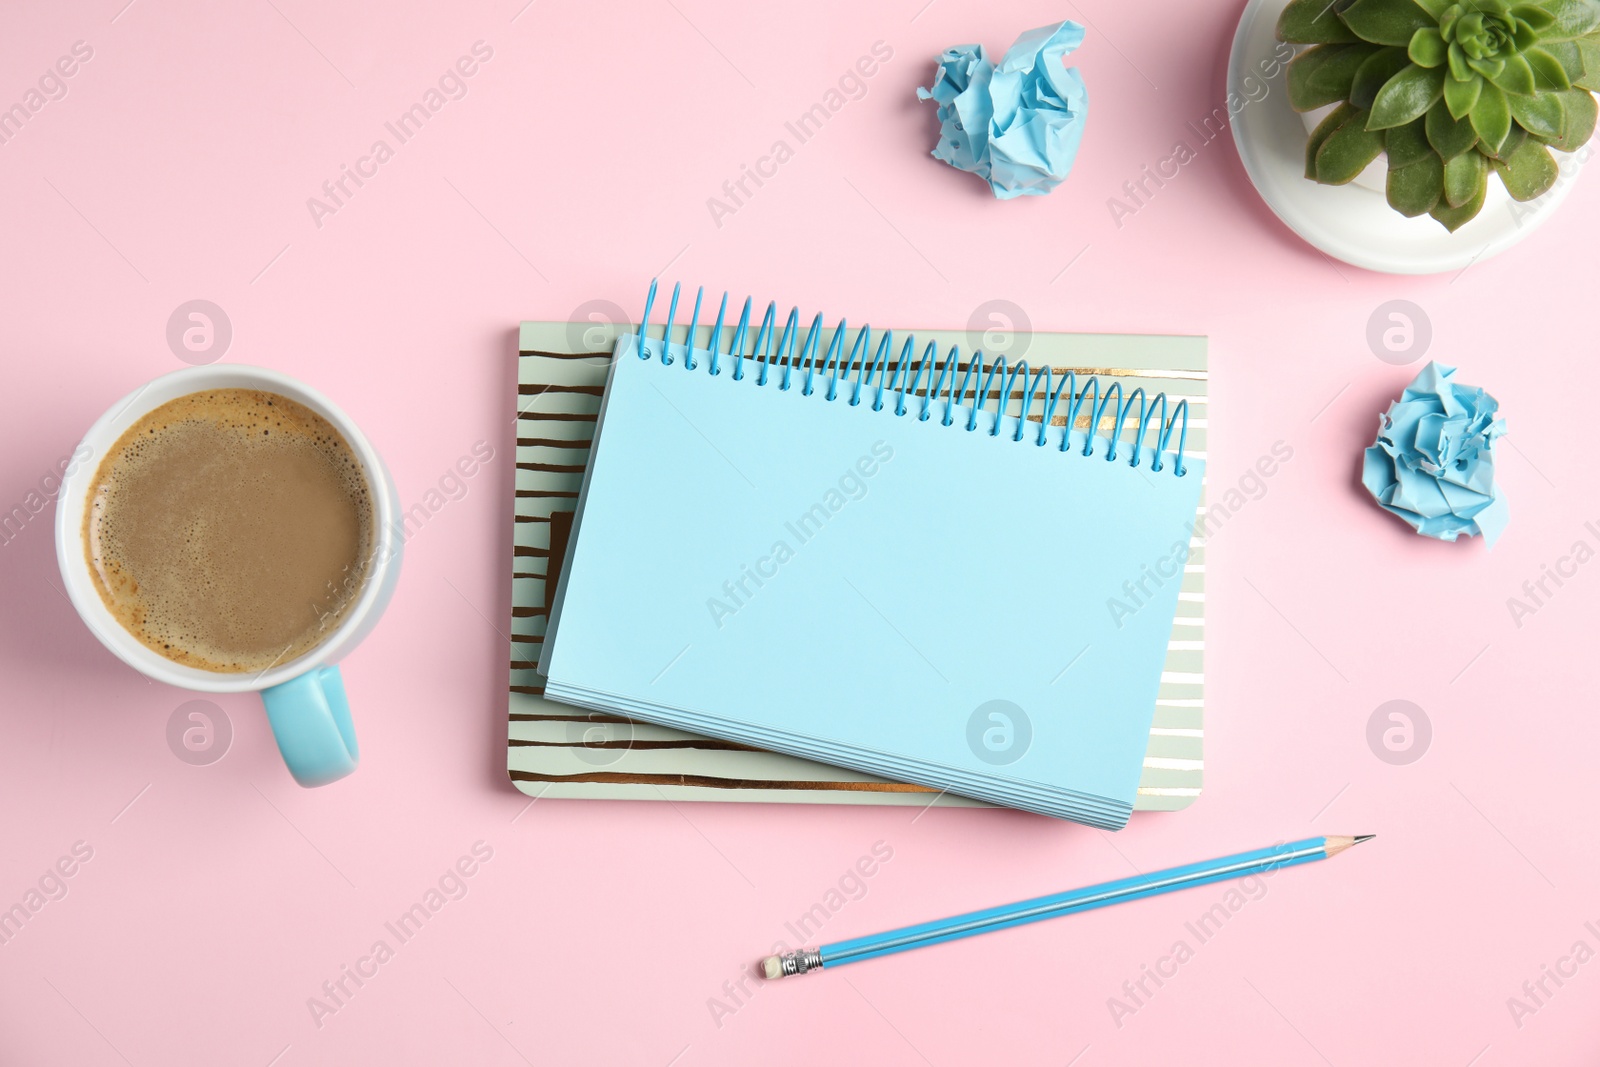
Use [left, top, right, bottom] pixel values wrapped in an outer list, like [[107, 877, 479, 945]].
[[1278, 0, 1600, 229]]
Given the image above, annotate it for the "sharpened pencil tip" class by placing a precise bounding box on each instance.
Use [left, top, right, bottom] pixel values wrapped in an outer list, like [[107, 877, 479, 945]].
[[1323, 834, 1373, 857]]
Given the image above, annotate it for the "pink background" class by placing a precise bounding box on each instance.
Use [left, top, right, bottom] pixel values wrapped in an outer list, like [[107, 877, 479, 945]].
[[2, 0, 1598, 1063]]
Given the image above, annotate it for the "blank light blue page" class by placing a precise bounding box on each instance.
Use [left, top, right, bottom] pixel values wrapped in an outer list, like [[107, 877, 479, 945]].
[[543, 335, 1205, 817]]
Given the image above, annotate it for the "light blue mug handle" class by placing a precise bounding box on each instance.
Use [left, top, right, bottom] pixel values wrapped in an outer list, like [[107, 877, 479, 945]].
[[261, 666, 359, 787]]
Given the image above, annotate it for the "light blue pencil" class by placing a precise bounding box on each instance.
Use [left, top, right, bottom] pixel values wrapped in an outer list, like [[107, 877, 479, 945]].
[[760, 835, 1371, 979]]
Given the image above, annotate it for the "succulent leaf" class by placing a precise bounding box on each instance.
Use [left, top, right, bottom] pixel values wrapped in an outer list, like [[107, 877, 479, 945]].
[[1444, 67, 1485, 114], [1491, 137, 1560, 197], [1511, 4, 1558, 32], [1539, 0, 1600, 40], [1442, 148, 1489, 204], [1469, 56, 1508, 80], [1387, 115, 1436, 163], [1497, 122, 1533, 157], [1386, 154, 1446, 213], [1414, 0, 1452, 17], [1306, 103, 1358, 177], [1576, 37, 1600, 88], [1538, 38, 1587, 77], [1524, 44, 1575, 86], [1428, 169, 1488, 228], [1353, 47, 1417, 105], [1369, 63, 1448, 126], [1546, 86, 1600, 147], [1470, 80, 1514, 148], [1289, 44, 1381, 110], [1279, 0, 1361, 42], [1509, 86, 1569, 134], [1317, 107, 1389, 181], [1487, 52, 1539, 92], [1427, 98, 1483, 154], [1410, 26, 1450, 64], [1340, 0, 1439, 45], [1447, 41, 1474, 79]]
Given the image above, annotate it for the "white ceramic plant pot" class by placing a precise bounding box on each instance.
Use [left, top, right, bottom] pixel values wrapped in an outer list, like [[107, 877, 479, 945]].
[[1230, 0, 1587, 274]]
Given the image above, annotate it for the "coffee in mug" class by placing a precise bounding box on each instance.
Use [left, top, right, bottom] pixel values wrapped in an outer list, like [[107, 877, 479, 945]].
[[82, 388, 374, 674]]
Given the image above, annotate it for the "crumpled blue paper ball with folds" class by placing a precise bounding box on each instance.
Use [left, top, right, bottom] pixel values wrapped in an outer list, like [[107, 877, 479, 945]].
[[915, 22, 1089, 200], [1361, 362, 1508, 547]]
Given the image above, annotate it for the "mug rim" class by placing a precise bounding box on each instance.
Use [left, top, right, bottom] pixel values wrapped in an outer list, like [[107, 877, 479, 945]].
[[54, 364, 399, 694]]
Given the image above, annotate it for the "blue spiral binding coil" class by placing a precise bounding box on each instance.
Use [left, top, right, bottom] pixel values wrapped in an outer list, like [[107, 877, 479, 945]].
[[633, 279, 1190, 476]]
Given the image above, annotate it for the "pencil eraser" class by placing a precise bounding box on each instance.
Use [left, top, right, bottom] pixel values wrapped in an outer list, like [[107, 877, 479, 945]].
[[760, 955, 782, 980]]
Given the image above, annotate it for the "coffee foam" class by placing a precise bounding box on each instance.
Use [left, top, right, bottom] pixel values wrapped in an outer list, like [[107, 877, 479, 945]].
[[84, 388, 375, 674]]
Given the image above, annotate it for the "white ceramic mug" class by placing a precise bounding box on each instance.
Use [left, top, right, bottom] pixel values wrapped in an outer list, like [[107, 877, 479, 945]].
[[54, 365, 403, 786]]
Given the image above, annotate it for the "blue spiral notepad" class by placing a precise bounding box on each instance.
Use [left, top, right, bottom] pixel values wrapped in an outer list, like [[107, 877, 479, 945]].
[[540, 284, 1206, 828]]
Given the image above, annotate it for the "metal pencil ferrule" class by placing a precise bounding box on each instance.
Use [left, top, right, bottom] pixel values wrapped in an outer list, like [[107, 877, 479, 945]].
[[776, 949, 824, 976]]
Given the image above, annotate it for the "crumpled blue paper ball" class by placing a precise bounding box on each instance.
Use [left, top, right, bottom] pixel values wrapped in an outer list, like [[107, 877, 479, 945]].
[[1361, 362, 1508, 547], [914, 22, 1089, 200]]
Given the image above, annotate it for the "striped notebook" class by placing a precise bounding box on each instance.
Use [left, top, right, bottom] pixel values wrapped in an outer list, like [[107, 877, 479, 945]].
[[508, 319, 1206, 811]]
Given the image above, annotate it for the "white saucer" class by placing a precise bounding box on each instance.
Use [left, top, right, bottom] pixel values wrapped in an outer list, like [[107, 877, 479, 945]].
[[1228, 0, 1585, 275]]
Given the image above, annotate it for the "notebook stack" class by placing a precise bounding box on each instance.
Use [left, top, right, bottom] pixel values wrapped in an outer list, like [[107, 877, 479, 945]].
[[512, 282, 1208, 830]]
